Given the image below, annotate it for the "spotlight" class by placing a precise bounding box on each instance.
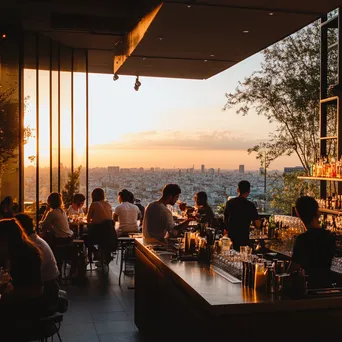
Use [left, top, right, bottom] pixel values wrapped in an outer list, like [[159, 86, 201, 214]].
[[134, 76, 141, 91], [1, 33, 6, 39], [113, 73, 119, 81]]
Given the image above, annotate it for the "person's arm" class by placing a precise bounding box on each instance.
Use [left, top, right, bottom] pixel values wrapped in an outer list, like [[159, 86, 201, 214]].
[[40, 210, 54, 235], [223, 201, 230, 227], [86, 203, 94, 223], [250, 203, 261, 229], [170, 217, 195, 236], [287, 235, 302, 273]]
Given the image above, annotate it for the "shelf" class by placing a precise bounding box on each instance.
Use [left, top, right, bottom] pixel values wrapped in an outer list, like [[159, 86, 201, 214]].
[[298, 176, 342, 182], [320, 136, 338, 140], [320, 96, 339, 104], [320, 208, 342, 215]]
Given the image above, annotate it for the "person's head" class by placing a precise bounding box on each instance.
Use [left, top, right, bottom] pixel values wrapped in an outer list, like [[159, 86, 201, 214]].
[[194, 192, 208, 207], [1, 196, 13, 208], [0, 218, 34, 260], [295, 196, 320, 227], [73, 193, 86, 208], [91, 188, 105, 202], [15, 213, 35, 236], [161, 184, 181, 205], [47, 192, 63, 209], [237, 180, 251, 196], [118, 189, 131, 203], [128, 191, 134, 204]]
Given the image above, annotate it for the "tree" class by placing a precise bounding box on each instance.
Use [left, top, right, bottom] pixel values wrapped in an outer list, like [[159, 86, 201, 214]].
[[62, 166, 82, 209], [223, 21, 338, 173], [268, 171, 318, 215], [0, 86, 33, 199]]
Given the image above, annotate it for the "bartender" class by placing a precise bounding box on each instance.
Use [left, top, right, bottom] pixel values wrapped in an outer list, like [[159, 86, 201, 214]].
[[288, 196, 336, 288], [223, 180, 261, 251]]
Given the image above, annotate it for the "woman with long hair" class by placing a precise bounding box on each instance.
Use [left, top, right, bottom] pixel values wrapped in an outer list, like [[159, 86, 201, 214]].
[[85, 188, 115, 265], [0, 218, 43, 300]]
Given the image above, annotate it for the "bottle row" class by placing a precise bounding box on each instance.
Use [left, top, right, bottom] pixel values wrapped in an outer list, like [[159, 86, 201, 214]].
[[317, 195, 342, 211], [310, 157, 342, 178]]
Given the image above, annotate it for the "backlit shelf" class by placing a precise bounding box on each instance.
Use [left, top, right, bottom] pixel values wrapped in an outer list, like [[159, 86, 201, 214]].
[[298, 176, 342, 182]]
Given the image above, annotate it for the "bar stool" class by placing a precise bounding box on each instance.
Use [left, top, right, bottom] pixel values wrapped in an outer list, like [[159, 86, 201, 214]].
[[118, 237, 135, 286]]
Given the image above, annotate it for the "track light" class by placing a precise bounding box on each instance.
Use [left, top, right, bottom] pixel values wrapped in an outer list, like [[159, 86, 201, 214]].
[[113, 73, 119, 81], [134, 76, 141, 91]]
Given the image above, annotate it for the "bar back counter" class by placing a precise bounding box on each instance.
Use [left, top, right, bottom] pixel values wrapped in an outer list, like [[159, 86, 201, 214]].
[[135, 238, 342, 341]]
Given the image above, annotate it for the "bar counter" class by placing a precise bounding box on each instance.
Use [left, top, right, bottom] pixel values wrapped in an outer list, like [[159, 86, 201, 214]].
[[135, 238, 342, 340]]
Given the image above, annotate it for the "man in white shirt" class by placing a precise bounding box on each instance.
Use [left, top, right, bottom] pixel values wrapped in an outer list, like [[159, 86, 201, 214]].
[[142, 184, 193, 240], [114, 189, 141, 237]]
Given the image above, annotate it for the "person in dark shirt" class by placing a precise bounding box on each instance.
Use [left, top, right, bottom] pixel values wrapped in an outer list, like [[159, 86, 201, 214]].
[[288, 196, 336, 289], [223, 180, 261, 251], [194, 191, 215, 225]]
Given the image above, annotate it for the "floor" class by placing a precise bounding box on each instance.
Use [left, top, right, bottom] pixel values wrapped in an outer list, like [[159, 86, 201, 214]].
[[59, 258, 141, 342]]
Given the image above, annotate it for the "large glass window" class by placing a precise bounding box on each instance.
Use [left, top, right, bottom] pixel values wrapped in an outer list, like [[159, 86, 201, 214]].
[[0, 31, 20, 208]]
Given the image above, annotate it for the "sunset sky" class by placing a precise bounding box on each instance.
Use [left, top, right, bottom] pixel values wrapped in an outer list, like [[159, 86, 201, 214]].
[[24, 51, 300, 171]]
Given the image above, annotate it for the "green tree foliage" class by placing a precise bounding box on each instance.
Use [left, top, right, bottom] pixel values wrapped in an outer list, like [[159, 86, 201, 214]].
[[268, 172, 318, 215], [62, 166, 82, 208], [223, 21, 338, 173]]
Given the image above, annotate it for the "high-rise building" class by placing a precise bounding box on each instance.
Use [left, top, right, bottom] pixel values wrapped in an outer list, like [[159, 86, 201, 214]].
[[201, 164, 205, 173], [284, 166, 305, 174], [108, 166, 120, 175], [218, 168, 220, 175], [239, 165, 245, 174], [209, 168, 214, 175]]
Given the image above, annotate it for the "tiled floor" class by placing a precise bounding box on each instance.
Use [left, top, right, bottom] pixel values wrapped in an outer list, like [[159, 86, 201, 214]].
[[59, 260, 141, 342]]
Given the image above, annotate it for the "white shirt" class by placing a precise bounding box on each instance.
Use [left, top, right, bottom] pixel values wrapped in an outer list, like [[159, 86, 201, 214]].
[[114, 202, 140, 235], [41, 208, 73, 238], [142, 201, 175, 240], [30, 234, 59, 282], [87, 200, 113, 224], [66, 205, 84, 217]]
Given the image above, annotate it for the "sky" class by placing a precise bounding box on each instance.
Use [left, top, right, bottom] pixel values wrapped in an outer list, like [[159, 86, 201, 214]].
[[24, 50, 301, 171]]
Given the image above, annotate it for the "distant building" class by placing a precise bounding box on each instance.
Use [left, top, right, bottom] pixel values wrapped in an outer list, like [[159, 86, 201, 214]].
[[209, 168, 214, 175], [218, 168, 220, 175], [239, 165, 245, 174], [178, 169, 181, 176], [108, 166, 120, 175], [284, 166, 305, 174], [201, 164, 205, 173]]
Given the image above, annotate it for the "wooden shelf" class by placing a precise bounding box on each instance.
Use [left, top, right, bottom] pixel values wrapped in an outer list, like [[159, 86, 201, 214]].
[[320, 208, 342, 215], [298, 176, 342, 182]]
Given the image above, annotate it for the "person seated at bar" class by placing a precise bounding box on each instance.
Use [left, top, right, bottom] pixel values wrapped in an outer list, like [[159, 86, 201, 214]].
[[66, 193, 86, 217], [15, 213, 60, 311], [0, 219, 43, 317], [142, 184, 194, 240], [288, 196, 336, 289], [85, 188, 115, 264], [193, 191, 215, 225], [223, 180, 261, 251], [0, 196, 14, 219], [113, 189, 141, 237], [40, 192, 74, 241], [134, 198, 145, 228], [40, 192, 77, 277]]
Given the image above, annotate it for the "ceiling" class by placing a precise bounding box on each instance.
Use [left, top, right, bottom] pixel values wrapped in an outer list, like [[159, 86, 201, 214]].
[[1, 0, 342, 79]]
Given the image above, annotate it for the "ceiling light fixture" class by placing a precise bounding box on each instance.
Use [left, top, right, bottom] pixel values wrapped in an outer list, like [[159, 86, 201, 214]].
[[269, 12, 274, 16], [113, 73, 119, 81], [204, 59, 208, 62], [243, 30, 249, 34], [158, 36, 163, 41], [134, 76, 141, 91], [210, 54, 215, 57], [187, 5, 191, 8], [1, 33, 6, 39]]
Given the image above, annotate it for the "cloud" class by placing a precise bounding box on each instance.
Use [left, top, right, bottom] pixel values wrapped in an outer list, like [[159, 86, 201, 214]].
[[91, 130, 265, 151]]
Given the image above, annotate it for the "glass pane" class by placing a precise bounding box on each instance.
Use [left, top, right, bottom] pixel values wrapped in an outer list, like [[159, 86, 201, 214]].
[[0, 32, 20, 212], [24, 32, 37, 220], [60, 46, 72, 196], [74, 50, 87, 203], [51, 41, 59, 193]]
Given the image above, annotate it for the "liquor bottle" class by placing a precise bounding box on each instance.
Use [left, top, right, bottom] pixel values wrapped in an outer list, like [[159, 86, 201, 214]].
[[337, 159, 341, 178], [331, 158, 337, 178]]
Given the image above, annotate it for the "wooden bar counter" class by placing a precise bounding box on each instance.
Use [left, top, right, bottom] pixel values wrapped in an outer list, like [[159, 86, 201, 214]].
[[135, 238, 342, 341]]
